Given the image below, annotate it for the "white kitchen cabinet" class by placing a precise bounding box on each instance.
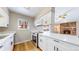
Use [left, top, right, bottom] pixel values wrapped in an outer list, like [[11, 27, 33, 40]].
[[0, 38, 11, 51], [0, 34, 14, 51], [42, 12, 51, 25], [39, 35, 54, 51], [34, 17, 43, 26], [39, 36, 46, 50], [54, 39, 79, 51], [55, 7, 79, 24], [9, 35, 14, 50], [3, 37, 12, 51], [46, 37, 54, 51], [54, 39, 67, 51], [35, 11, 51, 26], [39, 34, 79, 51], [0, 8, 9, 27]]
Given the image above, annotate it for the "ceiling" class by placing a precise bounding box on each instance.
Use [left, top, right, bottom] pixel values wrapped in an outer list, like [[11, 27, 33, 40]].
[[8, 7, 42, 17]]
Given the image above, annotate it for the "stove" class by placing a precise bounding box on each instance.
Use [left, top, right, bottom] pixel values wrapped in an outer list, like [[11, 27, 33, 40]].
[[32, 33, 39, 48]]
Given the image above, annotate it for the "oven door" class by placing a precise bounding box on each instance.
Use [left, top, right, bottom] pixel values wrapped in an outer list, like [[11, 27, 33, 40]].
[[32, 35, 37, 43], [32, 33, 39, 48], [32, 33, 38, 43]]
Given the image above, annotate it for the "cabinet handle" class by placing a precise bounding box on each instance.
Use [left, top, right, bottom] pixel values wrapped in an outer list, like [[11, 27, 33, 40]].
[[0, 45, 3, 48], [54, 46, 59, 51], [10, 37, 12, 39], [40, 39, 42, 42], [54, 40, 59, 43], [57, 48, 59, 51], [54, 46, 55, 51], [11, 42, 13, 45], [7, 24, 9, 26]]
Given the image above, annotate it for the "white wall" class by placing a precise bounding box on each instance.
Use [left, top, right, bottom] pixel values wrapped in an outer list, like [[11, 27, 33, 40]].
[[0, 7, 9, 32], [8, 12, 34, 44]]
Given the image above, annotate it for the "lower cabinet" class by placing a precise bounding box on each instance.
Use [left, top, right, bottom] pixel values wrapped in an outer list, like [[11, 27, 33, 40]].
[[46, 37, 54, 51], [0, 34, 14, 51], [38, 36, 46, 51], [54, 39, 79, 51], [39, 35, 54, 51], [39, 35, 79, 51], [3, 37, 12, 51], [9, 35, 14, 50]]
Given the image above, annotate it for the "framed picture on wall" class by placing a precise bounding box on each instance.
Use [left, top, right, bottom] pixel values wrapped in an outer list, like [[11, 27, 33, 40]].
[[18, 18, 28, 30]]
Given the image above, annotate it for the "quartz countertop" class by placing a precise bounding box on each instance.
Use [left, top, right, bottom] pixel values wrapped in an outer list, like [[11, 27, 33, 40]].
[[0, 31, 16, 43], [0, 31, 16, 36], [39, 31, 79, 46]]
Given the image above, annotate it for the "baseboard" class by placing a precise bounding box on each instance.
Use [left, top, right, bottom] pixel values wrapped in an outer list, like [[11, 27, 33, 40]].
[[14, 40, 31, 45], [38, 47, 42, 51]]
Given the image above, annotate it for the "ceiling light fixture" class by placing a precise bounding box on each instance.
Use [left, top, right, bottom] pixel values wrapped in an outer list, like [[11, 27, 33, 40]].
[[58, 8, 73, 19]]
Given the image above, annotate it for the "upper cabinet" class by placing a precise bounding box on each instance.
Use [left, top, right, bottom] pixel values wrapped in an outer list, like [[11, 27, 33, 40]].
[[55, 7, 79, 24], [42, 12, 51, 25], [0, 8, 9, 27], [34, 7, 52, 26], [34, 17, 42, 26], [35, 11, 51, 26]]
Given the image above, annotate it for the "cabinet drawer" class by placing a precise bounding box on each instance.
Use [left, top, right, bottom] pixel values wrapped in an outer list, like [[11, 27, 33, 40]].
[[54, 39, 79, 51]]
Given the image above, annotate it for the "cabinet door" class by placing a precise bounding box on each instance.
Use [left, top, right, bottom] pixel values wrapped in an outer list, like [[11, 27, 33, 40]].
[[42, 12, 51, 25], [46, 12, 51, 25], [9, 35, 14, 50], [60, 42, 79, 51], [0, 8, 9, 27], [39, 36, 54, 51], [46, 37, 54, 51], [35, 11, 51, 26], [1, 36, 14, 51], [1, 38, 11, 51], [54, 39, 79, 51], [54, 42, 66, 51], [4, 13, 9, 26], [34, 19, 39, 26], [39, 36, 45, 50], [35, 17, 43, 26], [42, 37, 48, 51]]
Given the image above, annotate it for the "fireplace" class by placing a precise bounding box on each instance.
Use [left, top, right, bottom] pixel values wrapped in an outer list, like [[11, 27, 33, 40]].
[[63, 30, 71, 34], [60, 22, 76, 35], [53, 22, 76, 35]]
